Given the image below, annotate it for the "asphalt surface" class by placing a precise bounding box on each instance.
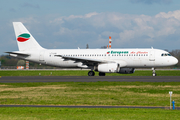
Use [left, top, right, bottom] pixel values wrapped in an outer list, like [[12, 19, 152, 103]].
[[0, 76, 180, 83], [0, 76, 180, 109]]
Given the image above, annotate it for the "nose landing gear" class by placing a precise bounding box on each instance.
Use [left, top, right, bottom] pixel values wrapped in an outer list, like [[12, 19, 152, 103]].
[[152, 68, 156, 76]]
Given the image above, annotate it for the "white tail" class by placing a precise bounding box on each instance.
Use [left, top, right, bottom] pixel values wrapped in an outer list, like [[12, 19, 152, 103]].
[[13, 22, 44, 51]]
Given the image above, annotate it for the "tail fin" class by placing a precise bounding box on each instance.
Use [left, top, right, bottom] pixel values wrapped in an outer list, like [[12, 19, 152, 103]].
[[13, 22, 44, 51]]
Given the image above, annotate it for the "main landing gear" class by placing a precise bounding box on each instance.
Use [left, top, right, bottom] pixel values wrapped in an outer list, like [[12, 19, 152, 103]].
[[88, 71, 106, 76], [88, 71, 95, 76], [99, 72, 105, 76], [152, 68, 156, 76]]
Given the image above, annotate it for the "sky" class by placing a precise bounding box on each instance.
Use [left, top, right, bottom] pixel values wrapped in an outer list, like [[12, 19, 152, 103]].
[[1, 0, 180, 55]]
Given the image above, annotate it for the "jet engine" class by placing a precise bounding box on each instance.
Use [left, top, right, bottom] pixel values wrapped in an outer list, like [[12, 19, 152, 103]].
[[118, 68, 135, 74], [97, 63, 119, 73]]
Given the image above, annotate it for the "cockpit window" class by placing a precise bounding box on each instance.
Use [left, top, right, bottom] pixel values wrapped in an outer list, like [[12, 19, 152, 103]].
[[161, 53, 171, 56]]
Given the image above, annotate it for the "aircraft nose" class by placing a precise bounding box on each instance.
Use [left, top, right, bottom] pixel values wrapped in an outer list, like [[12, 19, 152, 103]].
[[172, 57, 178, 65]]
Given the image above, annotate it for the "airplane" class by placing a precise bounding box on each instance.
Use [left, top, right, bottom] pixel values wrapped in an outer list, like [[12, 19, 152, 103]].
[[6, 22, 178, 76]]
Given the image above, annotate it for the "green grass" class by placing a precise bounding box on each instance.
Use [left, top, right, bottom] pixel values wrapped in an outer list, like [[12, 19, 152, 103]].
[[0, 70, 180, 76], [1, 70, 180, 119], [0, 82, 180, 107], [0, 107, 179, 120]]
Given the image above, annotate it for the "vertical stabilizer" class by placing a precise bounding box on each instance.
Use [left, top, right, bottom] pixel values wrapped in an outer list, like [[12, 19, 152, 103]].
[[13, 22, 44, 51]]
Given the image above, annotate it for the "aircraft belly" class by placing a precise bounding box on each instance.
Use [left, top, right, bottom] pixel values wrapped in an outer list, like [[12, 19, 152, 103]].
[[46, 57, 77, 67], [60, 61, 77, 67]]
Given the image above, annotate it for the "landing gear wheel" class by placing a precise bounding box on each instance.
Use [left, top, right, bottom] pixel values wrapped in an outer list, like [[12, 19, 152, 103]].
[[88, 71, 95, 76], [153, 73, 156, 76], [152, 68, 156, 77], [99, 72, 106, 76]]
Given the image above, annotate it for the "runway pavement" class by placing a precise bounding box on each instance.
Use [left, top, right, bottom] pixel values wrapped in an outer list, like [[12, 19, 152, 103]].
[[0, 76, 180, 83]]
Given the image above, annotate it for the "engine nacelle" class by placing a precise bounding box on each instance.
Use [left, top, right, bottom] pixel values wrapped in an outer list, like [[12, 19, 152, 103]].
[[98, 63, 119, 73], [118, 68, 135, 74]]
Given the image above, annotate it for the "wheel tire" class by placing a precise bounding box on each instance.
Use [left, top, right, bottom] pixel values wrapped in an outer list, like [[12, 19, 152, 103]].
[[88, 71, 95, 76], [99, 72, 105, 76], [153, 73, 156, 76]]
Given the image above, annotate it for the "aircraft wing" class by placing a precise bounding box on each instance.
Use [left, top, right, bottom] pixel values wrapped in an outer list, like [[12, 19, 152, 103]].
[[55, 55, 115, 66]]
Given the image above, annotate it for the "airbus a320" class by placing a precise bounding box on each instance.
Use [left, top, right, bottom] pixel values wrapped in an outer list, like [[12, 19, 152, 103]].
[[6, 22, 178, 76]]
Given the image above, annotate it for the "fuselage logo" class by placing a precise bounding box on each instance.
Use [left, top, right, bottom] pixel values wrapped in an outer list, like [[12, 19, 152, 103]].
[[17, 33, 30, 42], [107, 51, 128, 54]]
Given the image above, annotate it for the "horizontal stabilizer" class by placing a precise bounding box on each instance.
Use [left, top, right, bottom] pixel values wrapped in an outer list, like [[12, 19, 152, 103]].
[[5, 52, 30, 57]]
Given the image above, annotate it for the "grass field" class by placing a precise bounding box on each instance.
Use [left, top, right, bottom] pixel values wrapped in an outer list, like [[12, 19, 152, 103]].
[[0, 107, 179, 120], [0, 69, 180, 76], [0, 82, 179, 107], [0, 70, 179, 119]]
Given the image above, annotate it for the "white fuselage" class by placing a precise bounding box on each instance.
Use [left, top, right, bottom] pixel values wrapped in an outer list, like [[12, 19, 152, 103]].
[[14, 48, 178, 68]]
